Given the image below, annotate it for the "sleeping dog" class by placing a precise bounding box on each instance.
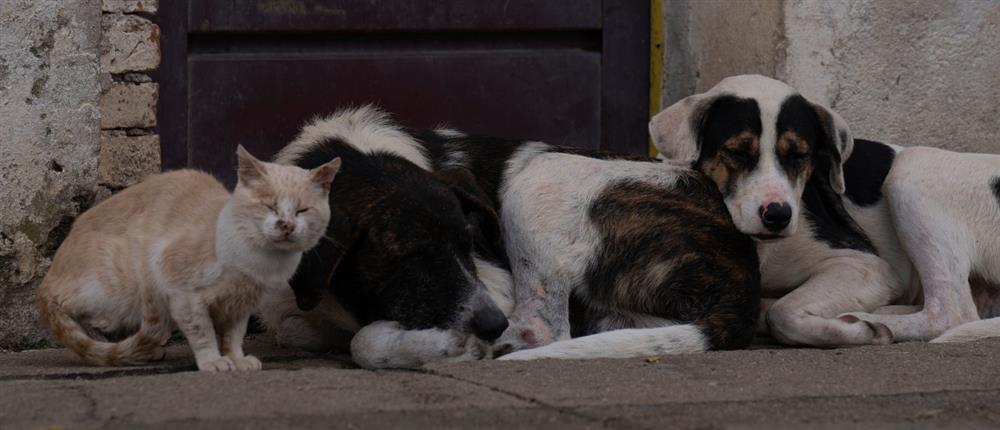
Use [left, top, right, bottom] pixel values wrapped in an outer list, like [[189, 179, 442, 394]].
[[650, 74, 1000, 346], [418, 136, 761, 360], [279, 106, 760, 361], [262, 109, 510, 369]]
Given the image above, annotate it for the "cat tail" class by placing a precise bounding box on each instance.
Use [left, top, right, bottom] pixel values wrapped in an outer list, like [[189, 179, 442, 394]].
[[39, 282, 172, 366]]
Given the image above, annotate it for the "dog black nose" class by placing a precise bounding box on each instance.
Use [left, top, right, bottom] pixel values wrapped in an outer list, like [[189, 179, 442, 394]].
[[759, 202, 792, 232], [469, 306, 508, 342]]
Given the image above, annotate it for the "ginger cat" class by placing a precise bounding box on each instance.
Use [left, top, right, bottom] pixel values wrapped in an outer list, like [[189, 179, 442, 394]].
[[37, 146, 339, 371]]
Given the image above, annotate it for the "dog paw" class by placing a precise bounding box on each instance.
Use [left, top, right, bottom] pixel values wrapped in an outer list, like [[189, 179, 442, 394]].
[[442, 334, 489, 363], [197, 356, 236, 372], [230, 355, 263, 371], [492, 326, 537, 357], [838, 314, 893, 345]]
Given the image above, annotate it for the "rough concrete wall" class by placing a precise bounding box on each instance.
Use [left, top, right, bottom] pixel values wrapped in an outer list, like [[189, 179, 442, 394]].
[[660, 0, 785, 107], [0, 0, 102, 348], [0, 0, 160, 350], [660, 0, 1000, 154], [783, 0, 1000, 153]]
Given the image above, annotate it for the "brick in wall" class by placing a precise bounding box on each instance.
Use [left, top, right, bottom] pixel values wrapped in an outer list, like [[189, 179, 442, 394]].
[[98, 133, 161, 189], [100, 13, 160, 74], [100, 82, 157, 129]]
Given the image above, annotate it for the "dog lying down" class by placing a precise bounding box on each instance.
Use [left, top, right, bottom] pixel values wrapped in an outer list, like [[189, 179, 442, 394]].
[[263, 111, 511, 369], [267, 106, 760, 365], [651, 74, 1000, 346]]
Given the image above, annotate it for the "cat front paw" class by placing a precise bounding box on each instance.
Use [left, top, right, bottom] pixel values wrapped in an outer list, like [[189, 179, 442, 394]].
[[197, 356, 236, 372], [231, 355, 262, 370]]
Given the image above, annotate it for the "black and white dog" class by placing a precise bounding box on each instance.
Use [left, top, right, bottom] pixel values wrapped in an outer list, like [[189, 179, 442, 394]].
[[650, 74, 1000, 346], [420, 136, 761, 360], [272, 106, 760, 361], [262, 109, 510, 369]]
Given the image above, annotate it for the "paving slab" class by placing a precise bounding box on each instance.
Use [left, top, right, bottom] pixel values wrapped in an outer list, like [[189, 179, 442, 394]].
[[1, 338, 998, 429]]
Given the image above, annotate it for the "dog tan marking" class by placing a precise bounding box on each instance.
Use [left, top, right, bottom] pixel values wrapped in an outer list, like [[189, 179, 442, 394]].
[[776, 130, 814, 180], [699, 130, 760, 196]]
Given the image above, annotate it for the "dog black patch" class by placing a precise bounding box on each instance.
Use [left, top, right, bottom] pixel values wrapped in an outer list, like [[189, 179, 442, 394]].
[[990, 177, 1000, 206], [552, 147, 659, 162], [411, 130, 523, 267], [699, 96, 763, 160], [413, 131, 526, 207], [775, 96, 824, 181], [801, 169, 877, 254], [575, 176, 760, 350], [775, 96, 878, 253], [842, 139, 895, 207], [697, 96, 764, 196], [286, 137, 498, 331]]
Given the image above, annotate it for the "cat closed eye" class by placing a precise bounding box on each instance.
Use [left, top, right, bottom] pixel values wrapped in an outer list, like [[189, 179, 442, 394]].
[[265, 204, 278, 213], [296, 208, 309, 215]]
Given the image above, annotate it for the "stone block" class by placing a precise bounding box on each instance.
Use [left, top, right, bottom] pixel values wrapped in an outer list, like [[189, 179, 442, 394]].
[[100, 82, 157, 128], [98, 134, 161, 188], [100, 13, 160, 74]]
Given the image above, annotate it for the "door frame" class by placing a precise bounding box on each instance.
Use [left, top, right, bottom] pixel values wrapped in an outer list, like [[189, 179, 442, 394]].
[[154, 0, 650, 170]]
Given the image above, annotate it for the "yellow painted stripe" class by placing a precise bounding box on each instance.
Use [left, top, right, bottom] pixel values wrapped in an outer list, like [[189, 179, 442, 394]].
[[649, 0, 665, 157]]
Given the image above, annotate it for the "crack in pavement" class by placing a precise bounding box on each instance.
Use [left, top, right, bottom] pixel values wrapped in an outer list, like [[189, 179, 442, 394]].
[[615, 386, 1000, 410], [0, 365, 194, 382], [417, 367, 641, 429], [415, 368, 1000, 430], [0, 354, 339, 382]]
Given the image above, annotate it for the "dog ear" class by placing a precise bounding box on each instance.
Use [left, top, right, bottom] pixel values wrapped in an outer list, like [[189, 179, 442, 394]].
[[289, 212, 357, 311], [811, 102, 854, 194], [435, 168, 505, 262], [649, 93, 718, 165]]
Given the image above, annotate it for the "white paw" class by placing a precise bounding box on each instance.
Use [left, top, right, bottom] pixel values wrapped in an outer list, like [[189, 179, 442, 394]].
[[493, 324, 543, 357], [231, 355, 263, 371], [837, 313, 894, 345], [197, 356, 236, 372], [441, 334, 489, 363]]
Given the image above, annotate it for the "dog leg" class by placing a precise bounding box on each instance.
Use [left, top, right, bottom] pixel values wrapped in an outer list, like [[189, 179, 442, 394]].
[[492, 273, 573, 356], [767, 254, 900, 346], [872, 305, 922, 315], [350, 321, 487, 369], [262, 288, 355, 352], [844, 165, 980, 340], [757, 298, 779, 335]]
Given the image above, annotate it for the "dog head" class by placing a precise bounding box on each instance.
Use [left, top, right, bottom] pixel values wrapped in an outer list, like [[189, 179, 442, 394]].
[[650, 75, 853, 238], [286, 143, 509, 345]]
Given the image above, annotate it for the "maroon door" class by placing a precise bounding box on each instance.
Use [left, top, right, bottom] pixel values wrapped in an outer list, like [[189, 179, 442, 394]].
[[156, 1, 650, 186]]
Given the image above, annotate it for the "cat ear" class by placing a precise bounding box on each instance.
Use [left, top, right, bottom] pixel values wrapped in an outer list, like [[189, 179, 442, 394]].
[[311, 157, 341, 191], [235, 145, 267, 185]]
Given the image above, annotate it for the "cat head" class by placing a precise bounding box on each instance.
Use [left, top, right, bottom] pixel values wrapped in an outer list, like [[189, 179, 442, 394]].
[[230, 145, 341, 252]]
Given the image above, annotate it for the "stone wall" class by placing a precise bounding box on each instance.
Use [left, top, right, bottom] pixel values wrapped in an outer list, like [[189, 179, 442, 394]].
[[0, 0, 160, 349], [658, 0, 1000, 154], [98, 0, 160, 195]]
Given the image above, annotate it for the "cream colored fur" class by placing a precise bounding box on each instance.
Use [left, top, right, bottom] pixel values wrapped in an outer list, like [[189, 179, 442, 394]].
[[37, 146, 339, 371]]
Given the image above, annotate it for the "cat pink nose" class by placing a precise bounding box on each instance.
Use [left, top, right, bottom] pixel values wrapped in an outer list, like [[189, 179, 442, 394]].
[[276, 219, 295, 235]]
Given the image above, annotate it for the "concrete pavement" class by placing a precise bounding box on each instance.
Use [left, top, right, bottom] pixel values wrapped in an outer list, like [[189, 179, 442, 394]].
[[1, 338, 999, 429]]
